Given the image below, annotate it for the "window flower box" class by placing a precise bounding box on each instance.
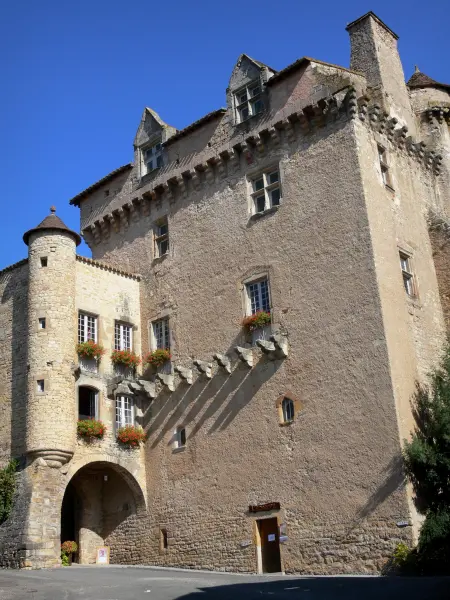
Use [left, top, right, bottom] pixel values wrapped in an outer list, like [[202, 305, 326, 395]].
[[117, 424, 146, 448], [76, 340, 106, 361], [77, 419, 106, 440], [144, 349, 171, 368], [110, 350, 141, 368], [242, 311, 271, 332]]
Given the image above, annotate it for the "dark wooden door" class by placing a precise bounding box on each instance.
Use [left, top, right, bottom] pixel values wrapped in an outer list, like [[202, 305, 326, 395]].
[[259, 517, 282, 573]]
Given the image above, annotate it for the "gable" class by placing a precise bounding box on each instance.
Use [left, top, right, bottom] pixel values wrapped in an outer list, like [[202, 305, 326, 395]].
[[134, 107, 173, 148], [228, 54, 268, 93]]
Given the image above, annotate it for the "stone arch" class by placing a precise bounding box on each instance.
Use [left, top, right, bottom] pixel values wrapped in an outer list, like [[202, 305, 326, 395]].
[[60, 457, 146, 564]]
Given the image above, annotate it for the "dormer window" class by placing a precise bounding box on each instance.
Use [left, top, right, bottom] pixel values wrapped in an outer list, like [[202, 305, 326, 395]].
[[143, 141, 163, 175], [235, 81, 263, 123]]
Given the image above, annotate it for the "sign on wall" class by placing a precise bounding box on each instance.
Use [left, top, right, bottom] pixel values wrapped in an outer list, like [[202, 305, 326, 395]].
[[96, 547, 110, 565]]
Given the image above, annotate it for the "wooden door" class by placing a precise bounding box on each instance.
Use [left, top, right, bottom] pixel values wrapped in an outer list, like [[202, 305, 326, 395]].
[[258, 517, 282, 573]]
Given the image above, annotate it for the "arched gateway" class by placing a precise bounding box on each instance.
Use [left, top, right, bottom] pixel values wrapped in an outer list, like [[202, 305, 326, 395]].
[[60, 460, 146, 564]]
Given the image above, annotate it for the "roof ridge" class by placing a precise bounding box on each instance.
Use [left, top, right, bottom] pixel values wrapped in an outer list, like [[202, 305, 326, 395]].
[[76, 255, 141, 280], [0, 258, 28, 277]]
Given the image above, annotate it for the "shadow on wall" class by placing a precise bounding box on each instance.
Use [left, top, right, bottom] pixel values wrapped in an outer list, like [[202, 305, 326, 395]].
[[143, 350, 282, 449], [174, 576, 449, 600]]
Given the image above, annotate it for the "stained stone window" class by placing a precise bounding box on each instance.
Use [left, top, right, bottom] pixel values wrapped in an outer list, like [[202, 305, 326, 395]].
[[78, 312, 97, 343], [251, 170, 281, 214], [116, 395, 134, 429], [246, 278, 271, 315], [152, 318, 170, 350], [115, 322, 132, 351], [235, 80, 263, 123]]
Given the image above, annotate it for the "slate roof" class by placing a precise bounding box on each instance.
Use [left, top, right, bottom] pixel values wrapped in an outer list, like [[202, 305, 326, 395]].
[[23, 207, 82, 246], [69, 164, 133, 206], [164, 109, 227, 146]]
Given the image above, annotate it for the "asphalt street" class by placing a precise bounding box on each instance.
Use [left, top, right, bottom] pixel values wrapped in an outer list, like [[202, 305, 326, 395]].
[[0, 566, 448, 600]]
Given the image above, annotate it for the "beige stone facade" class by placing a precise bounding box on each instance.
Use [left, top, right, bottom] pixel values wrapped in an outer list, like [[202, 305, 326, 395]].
[[1, 11, 450, 573]]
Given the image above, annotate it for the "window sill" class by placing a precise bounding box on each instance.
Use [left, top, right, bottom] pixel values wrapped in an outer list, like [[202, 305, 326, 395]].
[[140, 168, 161, 186], [152, 253, 169, 264], [384, 184, 395, 193], [279, 420, 294, 427], [250, 205, 280, 221], [406, 295, 422, 310], [172, 446, 186, 454]]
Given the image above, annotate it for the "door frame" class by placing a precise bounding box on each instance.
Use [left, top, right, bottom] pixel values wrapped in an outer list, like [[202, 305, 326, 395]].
[[252, 513, 284, 574]]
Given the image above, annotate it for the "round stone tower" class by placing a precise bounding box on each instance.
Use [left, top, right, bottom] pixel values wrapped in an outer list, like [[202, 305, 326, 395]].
[[23, 207, 81, 467]]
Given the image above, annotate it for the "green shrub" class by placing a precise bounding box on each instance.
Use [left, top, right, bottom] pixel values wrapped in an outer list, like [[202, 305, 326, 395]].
[[0, 459, 18, 525]]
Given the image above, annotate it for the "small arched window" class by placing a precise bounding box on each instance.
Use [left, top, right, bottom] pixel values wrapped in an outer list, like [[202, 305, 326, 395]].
[[281, 397, 294, 424]]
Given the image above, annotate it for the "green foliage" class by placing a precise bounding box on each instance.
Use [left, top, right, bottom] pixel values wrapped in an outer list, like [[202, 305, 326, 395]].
[[77, 419, 106, 440], [402, 344, 450, 574], [392, 542, 411, 568], [61, 551, 70, 566], [0, 459, 18, 525]]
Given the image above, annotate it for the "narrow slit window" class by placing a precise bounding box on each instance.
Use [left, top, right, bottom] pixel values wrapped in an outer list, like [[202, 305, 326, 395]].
[[282, 397, 295, 423], [154, 217, 169, 258], [40, 257, 48, 267], [160, 528, 168, 550], [38, 318, 46, 329], [37, 380, 45, 393], [175, 427, 186, 449], [378, 145, 392, 188], [399, 252, 415, 297]]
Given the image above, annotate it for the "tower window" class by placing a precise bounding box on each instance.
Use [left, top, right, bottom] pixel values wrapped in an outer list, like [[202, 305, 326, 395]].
[[78, 312, 98, 343], [250, 169, 281, 215], [40, 257, 48, 267], [235, 80, 263, 123], [114, 322, 133, 351], [246, 278, 271, 315], [38, 318, 46, 329], [143, 141, 163, 175], [160, 528, 168, 550], [37, 380, 45, 393], [115, 395, 134, 429], [154, 217, 169, 258], [281, 397, 295, 424], [399, 252, 415, 297], [174, 426, 186, 449]]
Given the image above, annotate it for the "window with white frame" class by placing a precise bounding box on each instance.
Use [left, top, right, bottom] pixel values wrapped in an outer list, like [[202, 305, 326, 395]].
[[143, 141, 163, 175], [78, 312, 97, 343], [281, 397, 294, 424], [378, 145, 392, 188], [152, 318, 170, 350], [399, 252, 415, 297], [174, 426, 186, 449], [246, 278, 271, 315], [235, 80, 263, 123], [114, 322, 133, 351], [251, 169, 281, 214], [115, 395, 134, 429], [154, 217, 169, 258]]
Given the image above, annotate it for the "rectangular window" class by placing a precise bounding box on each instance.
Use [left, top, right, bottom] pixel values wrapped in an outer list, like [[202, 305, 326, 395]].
[[152, 318, 170, 350], [114, 322, 132, 351], [115, 395, 134, 429], [251, 169, 281, 214], [246, 278, 271, 315], [144, 141, 163, 175], [235, 80, 263, 123], [38, 318, 46, 329], [175, 426, 186, 449], [37, 380, 45, 393], [378, 145, 393, 188], [399, 252, 415, 297], [160, 528, 168, 550], [78, 312, 97, 343], [154, 217, 169, 258], [40, 257, 48, 267]]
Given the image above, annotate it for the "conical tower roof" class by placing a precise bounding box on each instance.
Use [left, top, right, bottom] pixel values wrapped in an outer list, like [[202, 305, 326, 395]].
[[23, 206, 81, 246], [407, 67, 450, 91]]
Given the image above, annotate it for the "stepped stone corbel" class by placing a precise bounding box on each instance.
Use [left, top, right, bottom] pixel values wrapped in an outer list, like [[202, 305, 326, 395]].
[[175, 366, 193, 385], [345, 88, 358, 119], [213, 353, 231, 374], [434, 154, 443, 174], [358, 95, 370, 121], [256, 339, 276, 355], [378, 112, 389, 134], [130, 198, 141, 221], [270, 333, 289, 358], [267, 126, 281, 146], [156, 372, 175, 392], [297, 111, 309, 133], [204, 165, 215, 185], [234, 346, 253, 368], [395, 126, 408, 149], [138, 380, 157, 399], [191, 169, 202, 190], [99, 217, 110, 239], [88, 223, 101, 245], [193, 360, 212, 379], [386, 117, 398, 141], [369, 104, 381, 124]]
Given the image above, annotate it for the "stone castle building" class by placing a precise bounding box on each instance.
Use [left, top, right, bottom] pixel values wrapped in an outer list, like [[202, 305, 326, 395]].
[[1, 11, 450, 573]]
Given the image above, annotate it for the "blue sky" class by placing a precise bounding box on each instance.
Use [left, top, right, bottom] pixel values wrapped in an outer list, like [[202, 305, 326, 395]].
[[0, 1, 448, 269]]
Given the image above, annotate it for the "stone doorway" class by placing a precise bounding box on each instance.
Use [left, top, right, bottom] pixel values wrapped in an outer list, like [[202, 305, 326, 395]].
[[60, 461, 144, 564]]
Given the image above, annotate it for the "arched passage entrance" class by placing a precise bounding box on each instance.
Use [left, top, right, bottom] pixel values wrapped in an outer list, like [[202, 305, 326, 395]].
[[60, 461, 145, 564]]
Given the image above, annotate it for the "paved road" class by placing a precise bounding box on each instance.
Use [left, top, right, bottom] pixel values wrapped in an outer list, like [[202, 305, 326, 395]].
[[0, 566, 448, 600]]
